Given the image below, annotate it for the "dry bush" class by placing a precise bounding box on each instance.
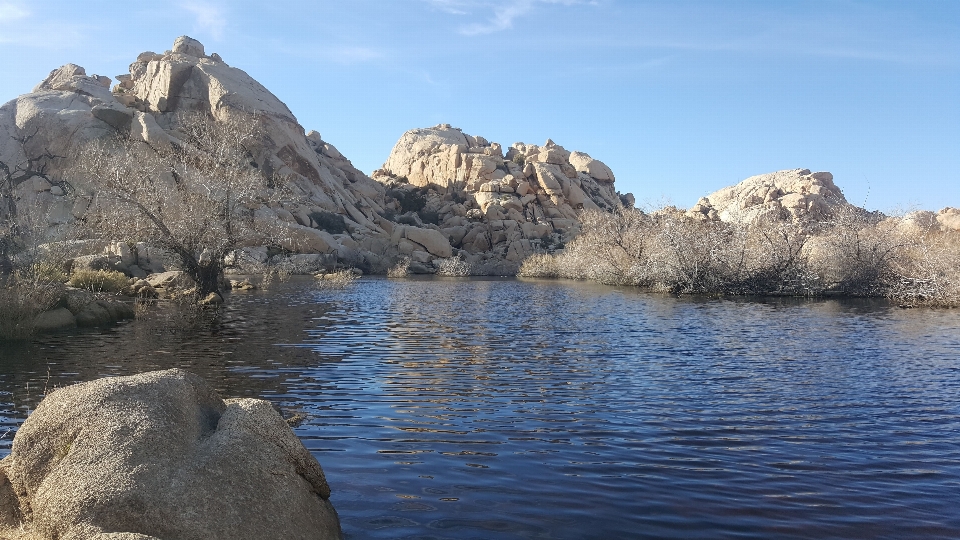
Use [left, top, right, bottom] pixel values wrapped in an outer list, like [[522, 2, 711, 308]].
[[387, 257, 411, 278], [76, 112, 287, 299], [520, 201, 960, 305], [885, 229, 960, 306], [0, 283, 63, 341], [517, 253, 559, 278], [435, 256, 473, 277], [68, 269, 130, 293], [809, 206, 904, 296], [314, 268, 360, 289]]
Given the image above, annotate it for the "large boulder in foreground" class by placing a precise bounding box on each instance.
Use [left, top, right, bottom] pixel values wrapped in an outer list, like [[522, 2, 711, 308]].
[[0, 369, 341, 540]]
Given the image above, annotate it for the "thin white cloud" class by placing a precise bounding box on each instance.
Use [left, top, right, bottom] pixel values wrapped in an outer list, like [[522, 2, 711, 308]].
[[0, 2, 28, 22], [180, 2, 228, 40], [426, 0, 591, 36]]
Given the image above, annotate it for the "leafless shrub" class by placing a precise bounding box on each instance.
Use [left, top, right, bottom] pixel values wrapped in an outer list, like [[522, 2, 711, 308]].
[[884, 229, 960, 306], [314, 268, 360, 290], [517, 253, 558, 278], [0, 282, 63, 341], [75, 112, 286, 300], [387, 257, 411, 278], [435, 256, 473, 277]]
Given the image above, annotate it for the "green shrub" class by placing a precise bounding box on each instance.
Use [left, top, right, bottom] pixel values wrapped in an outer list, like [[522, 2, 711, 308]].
[[69, 269, 130, 293]]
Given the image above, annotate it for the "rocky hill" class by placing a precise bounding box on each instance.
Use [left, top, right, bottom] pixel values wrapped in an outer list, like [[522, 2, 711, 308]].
[[373, 124, 633, 272], [1, 36, 393, 269], [0, 37, 635, 276]]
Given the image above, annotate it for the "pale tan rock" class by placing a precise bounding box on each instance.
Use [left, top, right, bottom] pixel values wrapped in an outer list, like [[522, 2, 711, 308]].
[[937, 207, 960, 231], [32, 64, 87, 92], [0, 369, 341, 540], [172, 35, 206, 57], [568, 151, 615, 182], [402, 225, 453, 258], [693, 169, 852, 223], [33, 307, 77, 332]]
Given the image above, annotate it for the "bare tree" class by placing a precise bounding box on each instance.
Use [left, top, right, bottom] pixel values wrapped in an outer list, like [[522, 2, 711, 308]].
[[0, 129, 66, 277], [77, 112, 283, 300]]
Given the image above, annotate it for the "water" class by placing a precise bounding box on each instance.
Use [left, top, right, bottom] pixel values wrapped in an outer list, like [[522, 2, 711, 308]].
[[2, 277, 960, 539]]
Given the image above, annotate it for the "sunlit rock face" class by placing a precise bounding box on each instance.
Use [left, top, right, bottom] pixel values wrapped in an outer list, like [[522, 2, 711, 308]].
[[0, 369, 342, 540], [374, 124, 632, 270], [0, 36, 394, 268], [687, 168, 854, 224]]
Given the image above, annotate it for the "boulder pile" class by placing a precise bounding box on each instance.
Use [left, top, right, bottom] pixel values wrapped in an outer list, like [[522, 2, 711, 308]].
[[686, 168, 852, 223], [373, 124, 632, 272], [0, 369, 342, 540], [1, 37, 635, 276]]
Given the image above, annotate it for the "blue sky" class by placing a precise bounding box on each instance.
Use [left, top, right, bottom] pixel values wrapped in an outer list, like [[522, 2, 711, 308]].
[[1, 0, 957, 212]]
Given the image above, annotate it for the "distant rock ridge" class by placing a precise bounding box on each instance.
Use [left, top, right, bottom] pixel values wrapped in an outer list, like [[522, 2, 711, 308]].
[[686, 168, 853, 223]]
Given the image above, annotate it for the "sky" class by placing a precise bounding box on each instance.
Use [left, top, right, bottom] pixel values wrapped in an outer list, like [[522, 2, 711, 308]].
[[0, 0, 958, 213]]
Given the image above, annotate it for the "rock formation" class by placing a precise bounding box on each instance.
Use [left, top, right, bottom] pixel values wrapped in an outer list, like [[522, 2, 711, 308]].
[[687, 168, 853, 223], [0, 369, 342, 540], [0, 37, 633, 277], [373, 124, 632, 272], [0, 36, 392, 272]]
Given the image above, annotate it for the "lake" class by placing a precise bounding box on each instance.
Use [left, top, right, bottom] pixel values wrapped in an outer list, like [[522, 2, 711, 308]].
[[2, 277, 960, 539]]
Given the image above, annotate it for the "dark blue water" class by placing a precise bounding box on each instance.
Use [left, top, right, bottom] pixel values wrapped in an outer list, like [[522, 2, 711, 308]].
[[2, 277, 960, 539]]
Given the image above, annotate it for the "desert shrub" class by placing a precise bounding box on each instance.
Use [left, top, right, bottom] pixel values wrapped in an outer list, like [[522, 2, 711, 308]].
[[0, 282, 64, 340], [809, 206, 906, 296], [69, 269, 130, 293], [512, 153, 525, 167], [517, 254, 559, 278], [517, 203, 960, 305], [387, 257, 411, 278], [521, 208, 819, 295], [314, 268, 360, 289], [435, 256, 473, 277], [308, 211, 347, 234], [883, 229, 960, 306]]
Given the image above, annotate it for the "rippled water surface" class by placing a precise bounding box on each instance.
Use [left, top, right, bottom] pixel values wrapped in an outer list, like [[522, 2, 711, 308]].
[[2, 277, 960, 539]]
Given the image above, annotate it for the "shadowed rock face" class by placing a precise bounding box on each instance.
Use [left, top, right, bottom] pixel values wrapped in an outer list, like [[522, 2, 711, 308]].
[[0, 369, 342, 540]]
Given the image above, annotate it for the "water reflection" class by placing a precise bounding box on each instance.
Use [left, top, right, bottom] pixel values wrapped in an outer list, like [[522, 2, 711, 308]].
[[1, 277, 960, 539]]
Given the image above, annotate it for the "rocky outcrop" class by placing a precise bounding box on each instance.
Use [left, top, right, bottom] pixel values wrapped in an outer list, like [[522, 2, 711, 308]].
[[0, 36, 392, 272], [0, 369, 342, 540], [374, 125, 632, 272], [936, 207, 960, 231], [1, 38, 634, 276], [687, 169, 852, 223]]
